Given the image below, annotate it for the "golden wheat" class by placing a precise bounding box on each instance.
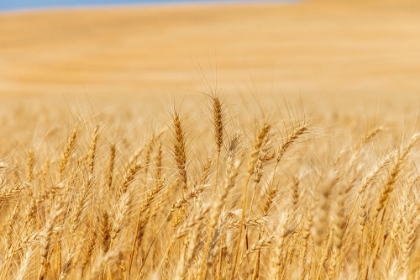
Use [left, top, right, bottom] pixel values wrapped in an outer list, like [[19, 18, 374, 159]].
[[0, 95, 420, 280]]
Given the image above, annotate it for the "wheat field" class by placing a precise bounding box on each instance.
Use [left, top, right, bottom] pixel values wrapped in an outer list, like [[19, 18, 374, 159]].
[[2, 0, 420, 279], [1, 93, 420, 279]]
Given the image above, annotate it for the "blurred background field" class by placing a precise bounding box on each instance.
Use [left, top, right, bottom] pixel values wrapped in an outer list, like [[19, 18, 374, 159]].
[[1, 0, 420, 109]]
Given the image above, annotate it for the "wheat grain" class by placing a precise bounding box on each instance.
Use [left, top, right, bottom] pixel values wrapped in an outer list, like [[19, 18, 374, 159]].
[[173, 112, 188, 189], [58, 127, 78, 181]]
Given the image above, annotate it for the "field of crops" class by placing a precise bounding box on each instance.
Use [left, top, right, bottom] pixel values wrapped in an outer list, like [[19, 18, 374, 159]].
[[1, 0, 420, 279], [0, 93, 419, 279]]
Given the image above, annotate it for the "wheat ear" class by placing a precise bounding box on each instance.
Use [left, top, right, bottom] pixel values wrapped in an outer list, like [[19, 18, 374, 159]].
[[212, 96, 224, 190], [312, 173, 334, 247], [374, 133, 420, 223], [58, 126, 78, 181], [99, 210, 111, 254], [231, 122, 270, 280], [81, 228, 97, 275], [106, 144, 116, 190], [86, 125, 99, 174], [173, 112, 187, 190], [119, 162, 141, 197]]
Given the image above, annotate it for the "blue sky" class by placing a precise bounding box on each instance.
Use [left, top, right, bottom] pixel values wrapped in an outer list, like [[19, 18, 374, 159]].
[[0, 0, 285, 11]]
